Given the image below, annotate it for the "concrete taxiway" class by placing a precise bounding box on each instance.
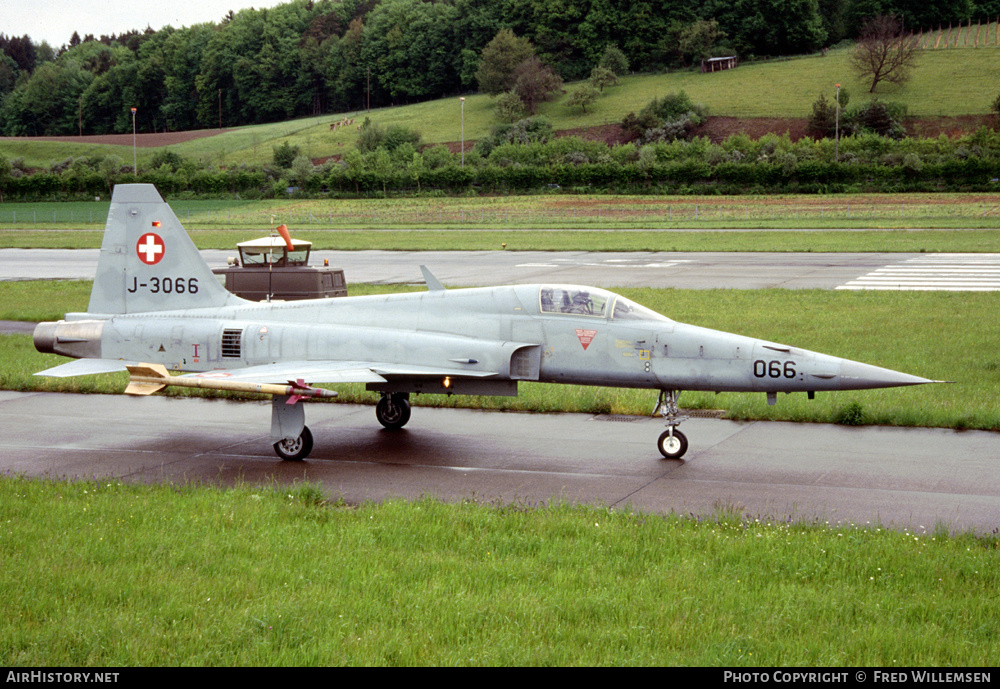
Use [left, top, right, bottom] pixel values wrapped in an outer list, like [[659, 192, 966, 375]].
[[8, 248, 1000, 290], [3, 391, 997, 534]]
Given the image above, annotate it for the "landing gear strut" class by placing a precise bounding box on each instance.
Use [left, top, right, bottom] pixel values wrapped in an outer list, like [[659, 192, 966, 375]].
[[376, 392, 411, 429], [653, 389, 689, 460]]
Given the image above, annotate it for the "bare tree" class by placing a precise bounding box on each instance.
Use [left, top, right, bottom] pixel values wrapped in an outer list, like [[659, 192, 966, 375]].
[[851, 15, 920, 93]]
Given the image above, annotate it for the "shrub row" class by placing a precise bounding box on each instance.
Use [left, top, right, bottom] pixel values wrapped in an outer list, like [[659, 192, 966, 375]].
[[6, 127, 1000, 200], [6, 157, 1000, 200]]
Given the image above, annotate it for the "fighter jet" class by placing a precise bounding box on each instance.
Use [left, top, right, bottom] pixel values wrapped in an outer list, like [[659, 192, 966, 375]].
[[33, 184, 937, 461]]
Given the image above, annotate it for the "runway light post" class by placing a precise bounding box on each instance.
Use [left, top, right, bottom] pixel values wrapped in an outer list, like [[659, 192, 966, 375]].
[[460, 97, 466, 167], [131, 107, 137, 173]]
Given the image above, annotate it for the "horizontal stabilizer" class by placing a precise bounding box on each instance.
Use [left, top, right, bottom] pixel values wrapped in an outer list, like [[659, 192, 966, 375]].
[[35, 358, 131, 378]]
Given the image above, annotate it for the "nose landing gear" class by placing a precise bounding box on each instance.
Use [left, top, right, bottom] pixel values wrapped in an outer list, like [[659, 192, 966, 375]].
[[653, 389, 688, 460], [376, 392, 411, 429]]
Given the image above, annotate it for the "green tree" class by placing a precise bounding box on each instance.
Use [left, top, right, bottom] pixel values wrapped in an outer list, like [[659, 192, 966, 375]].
[[677, 19, 727, 67], [324, 17, 366, 112], [495, 90, 527, 122], [98, 154, 124, 193], [373, 147, 392, 196], [159, 25, 214, 131], [0, 53, 19, 97], [408, 151, 426, 191], [356, 118, 386, 153], [807, 93, 837, 138], [0, 154, 11, 202], [290, 155, 315, 187], [196, 2, 317, 127], [807, 88, 849, 138], [588, 66, 617, 92], [849, 99, 906, 139], [475, 28, 535, 96], [273, 141, 300, 168], [598, 44, 629, 76], [566, 84, 599, 113], [361, 0, 461, 102], [1, 60, 93, 135], [713, 0, 827, 57]]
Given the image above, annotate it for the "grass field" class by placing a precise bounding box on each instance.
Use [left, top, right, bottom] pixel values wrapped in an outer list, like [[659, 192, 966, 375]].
[[1, 477, 997, 666], [4, 193, 1000, 253]]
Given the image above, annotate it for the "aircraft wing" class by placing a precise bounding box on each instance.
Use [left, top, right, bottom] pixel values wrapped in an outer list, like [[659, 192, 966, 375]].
[[180, 360, 501, 385], [38, 358, 502, 385], [36, 358, 134, 377]]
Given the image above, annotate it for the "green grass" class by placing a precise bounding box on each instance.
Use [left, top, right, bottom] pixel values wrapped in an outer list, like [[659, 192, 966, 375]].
[[4, 282, 998, 432], [582, 44, 1000, 120], [1, 477, 997, 666], [5, 193, 1000, 253], [5, 40, 1000, 169]]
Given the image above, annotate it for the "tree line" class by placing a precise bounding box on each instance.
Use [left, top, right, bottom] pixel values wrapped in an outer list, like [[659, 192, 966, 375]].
[[2, 0, 996, 136]]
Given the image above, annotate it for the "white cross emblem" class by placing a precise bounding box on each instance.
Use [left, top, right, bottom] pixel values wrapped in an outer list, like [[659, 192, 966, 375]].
[[136, 233, 165, 265]]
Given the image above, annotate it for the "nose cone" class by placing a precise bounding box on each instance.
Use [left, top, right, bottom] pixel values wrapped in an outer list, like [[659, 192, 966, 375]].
[[837, 359, 937, 390]]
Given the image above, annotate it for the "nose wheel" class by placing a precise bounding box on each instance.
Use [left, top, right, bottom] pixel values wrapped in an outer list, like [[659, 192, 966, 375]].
[[376, 393, 411, 429], [653, 389, 689, 459], [657, 428, 688, 459]]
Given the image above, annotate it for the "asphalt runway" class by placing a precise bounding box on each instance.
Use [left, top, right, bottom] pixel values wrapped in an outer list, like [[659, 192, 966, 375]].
[[2, 391, 997, 534], [5, 248, 1000, 290]]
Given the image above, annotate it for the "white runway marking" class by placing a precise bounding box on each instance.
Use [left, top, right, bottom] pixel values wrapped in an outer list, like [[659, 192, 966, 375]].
[[837, 254, 1000, 291]]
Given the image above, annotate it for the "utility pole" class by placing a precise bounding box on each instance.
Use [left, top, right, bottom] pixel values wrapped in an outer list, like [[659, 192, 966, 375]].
[[834, 83, 841, 162], [131, 107, 137, 173]]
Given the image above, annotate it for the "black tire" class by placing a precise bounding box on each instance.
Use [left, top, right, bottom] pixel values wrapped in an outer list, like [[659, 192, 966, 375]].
[[657, 429, 688, 460], [273, 426, 313, 461], [376, 394, 411, 429]]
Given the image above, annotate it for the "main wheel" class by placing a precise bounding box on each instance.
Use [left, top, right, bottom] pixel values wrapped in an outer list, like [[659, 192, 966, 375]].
[[376, 394, 411, 429], [273, 426, 313, 461], [657, 428, 688, 460]]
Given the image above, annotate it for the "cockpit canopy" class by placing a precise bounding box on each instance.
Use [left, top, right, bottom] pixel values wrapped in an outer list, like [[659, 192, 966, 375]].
[[538, 286, 672, 322]]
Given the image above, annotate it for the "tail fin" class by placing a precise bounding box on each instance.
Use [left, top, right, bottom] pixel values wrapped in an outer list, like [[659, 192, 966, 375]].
[[87, 184, 243, 315]]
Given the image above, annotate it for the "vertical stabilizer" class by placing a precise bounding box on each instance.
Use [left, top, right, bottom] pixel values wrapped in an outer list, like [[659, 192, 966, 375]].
[[87, 184, 243, 315]]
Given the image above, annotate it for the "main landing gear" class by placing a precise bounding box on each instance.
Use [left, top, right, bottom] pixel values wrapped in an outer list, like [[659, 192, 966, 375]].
[[271, 392, 413, 461], [274, 426, 313, 461], [653, 389, 689, 460], [376, 392, 411, 430]]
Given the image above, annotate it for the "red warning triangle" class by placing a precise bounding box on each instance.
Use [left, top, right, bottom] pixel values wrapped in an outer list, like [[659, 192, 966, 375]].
[[575, 329, 597, 350]]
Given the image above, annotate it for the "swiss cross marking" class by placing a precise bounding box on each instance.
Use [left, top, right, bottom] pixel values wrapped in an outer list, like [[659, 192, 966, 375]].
[[136, 233, 165, 265]]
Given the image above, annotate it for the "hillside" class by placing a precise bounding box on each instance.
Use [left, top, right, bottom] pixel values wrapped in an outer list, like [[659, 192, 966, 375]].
[[3, 40, 1000, 170]]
